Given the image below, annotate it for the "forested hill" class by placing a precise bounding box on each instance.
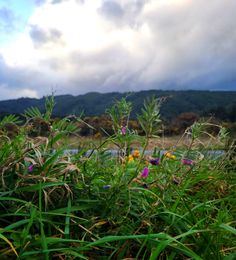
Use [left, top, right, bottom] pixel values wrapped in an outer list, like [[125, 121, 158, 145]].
[[0, 90, 236, 121]]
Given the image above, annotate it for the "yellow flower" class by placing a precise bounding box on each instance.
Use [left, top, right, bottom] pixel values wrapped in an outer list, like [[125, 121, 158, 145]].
[[128, 155, 134, 162], [132, 150, 140, 159], [165, 152, 176, 160]]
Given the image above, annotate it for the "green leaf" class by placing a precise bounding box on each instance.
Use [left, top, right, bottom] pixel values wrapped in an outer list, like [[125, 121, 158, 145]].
[[0, 233, 18, 257], [64, 198, 72, 239], [219, 223, 236, 235]]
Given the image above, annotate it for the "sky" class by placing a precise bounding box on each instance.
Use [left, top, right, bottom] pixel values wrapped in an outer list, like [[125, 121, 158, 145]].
[[0, 0, 236, 100]]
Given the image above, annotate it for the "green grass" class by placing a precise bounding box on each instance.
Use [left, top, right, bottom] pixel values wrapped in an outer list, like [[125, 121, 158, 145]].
[[0, 96, 235, 259]]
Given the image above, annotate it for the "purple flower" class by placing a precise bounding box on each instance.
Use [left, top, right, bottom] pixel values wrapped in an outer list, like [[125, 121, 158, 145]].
[[28, 164, 34, 172], [150, 158, 160, 166], [121, 126, 126, 135], [142, 183, 149, 189], [140, 167, 149, 178], [182, 159, 193, 166], [102, 185, 111, 190]]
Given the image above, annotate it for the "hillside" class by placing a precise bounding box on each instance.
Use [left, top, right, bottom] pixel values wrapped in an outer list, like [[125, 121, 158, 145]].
[[0, 90, 236, 121]]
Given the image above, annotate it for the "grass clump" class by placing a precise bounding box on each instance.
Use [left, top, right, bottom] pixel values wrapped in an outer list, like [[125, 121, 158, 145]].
[[0, 96, 235, 259]]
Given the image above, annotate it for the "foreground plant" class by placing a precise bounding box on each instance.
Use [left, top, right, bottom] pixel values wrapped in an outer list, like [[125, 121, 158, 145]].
[[0, 96, 235, 259]]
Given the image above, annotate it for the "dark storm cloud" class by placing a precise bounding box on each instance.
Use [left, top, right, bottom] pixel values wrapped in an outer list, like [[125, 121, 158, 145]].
[[29, 25, 63, 48], [128, 0, 236, 91], [96, 0, 236, 91]]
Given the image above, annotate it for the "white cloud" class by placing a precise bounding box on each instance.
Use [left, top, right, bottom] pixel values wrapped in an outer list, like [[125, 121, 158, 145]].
[[0, 0, 236, 99]]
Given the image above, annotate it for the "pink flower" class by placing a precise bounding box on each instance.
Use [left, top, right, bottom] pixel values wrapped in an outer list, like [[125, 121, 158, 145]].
[[28, 164, 34, 172], [140, 167, 149, 178], [182, 159, 193, 166], [121, 126, 126, 135]]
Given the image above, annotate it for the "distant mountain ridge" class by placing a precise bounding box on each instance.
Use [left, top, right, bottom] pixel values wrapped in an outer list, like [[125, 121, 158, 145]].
[[0, 90, 236, 121]]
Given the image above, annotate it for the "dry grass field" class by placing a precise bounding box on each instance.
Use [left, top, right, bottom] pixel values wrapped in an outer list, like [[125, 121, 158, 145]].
[[66, 134, 225, 150]]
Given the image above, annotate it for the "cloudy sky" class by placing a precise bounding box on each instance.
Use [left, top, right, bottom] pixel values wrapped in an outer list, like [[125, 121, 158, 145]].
[[0, 0, 235, 100]]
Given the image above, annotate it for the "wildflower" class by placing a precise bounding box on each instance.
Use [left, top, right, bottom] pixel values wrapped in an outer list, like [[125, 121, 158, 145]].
[[102, 185, 111, 189], [150, 158, 160, 166], [132, 150, 140, 159], [142, 183, 149, 189], [140, 167, 149, 178], [165, 152, 176, 160], [121, 126, 126, 135], [182, 158, 193, 166], [28, 164, 34, 172], [128, 155, 134, 162], [144, 160, 149, 165]]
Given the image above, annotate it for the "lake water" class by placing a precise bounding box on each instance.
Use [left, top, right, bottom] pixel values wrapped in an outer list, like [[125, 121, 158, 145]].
[[63, 149, 225, 158]]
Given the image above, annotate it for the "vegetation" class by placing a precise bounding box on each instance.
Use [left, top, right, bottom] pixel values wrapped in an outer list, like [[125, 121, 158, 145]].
[[1, 90, 236, 122], [0, 96, 235, 259]]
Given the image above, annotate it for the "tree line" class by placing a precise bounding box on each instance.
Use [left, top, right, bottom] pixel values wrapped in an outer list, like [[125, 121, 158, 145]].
[[0, 90, 236, 136]]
